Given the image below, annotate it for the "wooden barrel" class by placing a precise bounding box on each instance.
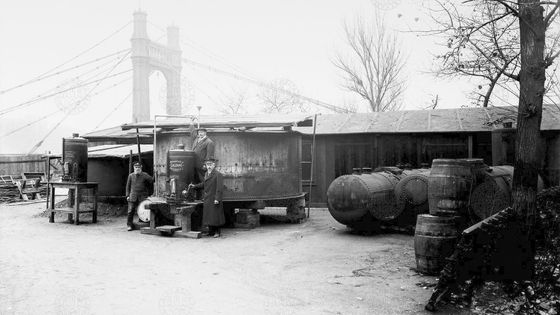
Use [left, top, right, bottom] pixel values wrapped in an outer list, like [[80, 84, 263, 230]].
[[414, 214, 459, 275], [428, 159, 476, 216]]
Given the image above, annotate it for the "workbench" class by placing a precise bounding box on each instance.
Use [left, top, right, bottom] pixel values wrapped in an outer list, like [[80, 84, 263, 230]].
[[48, 182, 98, 225], [140, 200, 203, 238]]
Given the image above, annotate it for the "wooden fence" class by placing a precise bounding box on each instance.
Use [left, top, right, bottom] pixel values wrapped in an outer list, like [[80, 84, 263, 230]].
[[0, 154, 46, 176]]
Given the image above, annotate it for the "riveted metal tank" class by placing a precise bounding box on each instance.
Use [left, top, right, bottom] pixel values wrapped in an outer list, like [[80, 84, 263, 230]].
[[470, 165, 544, 220], [155, 130, 303, 207], [394, 169, 431, 225], [62, 133, 88, 182], [327, 171, 401, 230]]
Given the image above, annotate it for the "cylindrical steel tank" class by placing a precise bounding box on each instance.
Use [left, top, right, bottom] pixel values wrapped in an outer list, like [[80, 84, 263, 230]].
[[167, 144, 196, 199], [62, 133, 88, 182], [470, 165, 544, 220], [394, 169, 430, 225], [327, 172, 401, 229], [414, 214, 460, 275], [428, 159, 485, 217]]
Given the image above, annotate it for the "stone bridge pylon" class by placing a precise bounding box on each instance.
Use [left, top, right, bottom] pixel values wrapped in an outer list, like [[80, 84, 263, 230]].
[[131, 11, 182, 122]]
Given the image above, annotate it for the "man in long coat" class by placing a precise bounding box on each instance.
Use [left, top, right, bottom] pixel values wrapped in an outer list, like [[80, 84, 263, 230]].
[[189, 158, 225, 237], [191, 128, 215, 183], [125, 162, 153, 231]]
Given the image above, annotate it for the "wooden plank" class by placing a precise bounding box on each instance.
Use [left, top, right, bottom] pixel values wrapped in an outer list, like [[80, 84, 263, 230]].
[[50, 208, 95, 214], [156, 225, 182, 233]]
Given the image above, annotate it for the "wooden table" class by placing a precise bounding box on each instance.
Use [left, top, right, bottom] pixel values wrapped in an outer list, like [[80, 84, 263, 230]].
[[48, 182, 98, 225]]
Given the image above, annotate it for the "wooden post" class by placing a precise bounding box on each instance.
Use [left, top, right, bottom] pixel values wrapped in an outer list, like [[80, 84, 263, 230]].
[[136, 128, 142, 166], [129, 150, 133, 174], [467, 135, 473, 158]]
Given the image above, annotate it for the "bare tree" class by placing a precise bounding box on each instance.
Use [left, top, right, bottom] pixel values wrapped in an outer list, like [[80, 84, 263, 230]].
[[333, 12, 406, 112], [257, 78, 308, 114], [424, 1, 560, 286], [429, 1, 560, 108], [217, 86, 249, 115]]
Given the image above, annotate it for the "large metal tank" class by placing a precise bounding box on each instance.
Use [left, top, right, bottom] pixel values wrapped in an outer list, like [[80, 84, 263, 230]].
[[327, 171, 401, 230], [62, 133, 88, 182], [394, 169, 430, 226], [470, 165, 544, 220], [155, 130, 304, 207], [167, 144, 196, 199]]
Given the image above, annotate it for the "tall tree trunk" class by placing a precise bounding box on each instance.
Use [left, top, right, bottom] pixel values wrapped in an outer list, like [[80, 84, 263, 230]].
[[512, 0, 546, 276]]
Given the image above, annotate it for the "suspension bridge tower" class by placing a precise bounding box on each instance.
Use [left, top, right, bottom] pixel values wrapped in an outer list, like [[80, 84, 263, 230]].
[[131, 11, 182, 122]]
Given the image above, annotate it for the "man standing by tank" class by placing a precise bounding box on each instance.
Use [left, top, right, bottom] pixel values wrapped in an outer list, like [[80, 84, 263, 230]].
[[189, 158, 225, 238], [125, 162, 153, 231], [191, 128, 215, 183]]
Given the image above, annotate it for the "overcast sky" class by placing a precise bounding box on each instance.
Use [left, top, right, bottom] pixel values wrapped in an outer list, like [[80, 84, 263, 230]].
[[0, 0, 477, 154]]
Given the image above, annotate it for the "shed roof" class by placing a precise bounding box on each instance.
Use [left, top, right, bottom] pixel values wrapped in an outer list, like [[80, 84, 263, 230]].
[[88, 144, 153, 158], [121, 114, 313, 130], [83, 126, 154, 140], [296, 104, 560, 135]]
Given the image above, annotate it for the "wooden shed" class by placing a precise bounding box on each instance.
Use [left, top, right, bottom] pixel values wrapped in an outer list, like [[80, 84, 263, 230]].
[[297, 105, 560, 207]]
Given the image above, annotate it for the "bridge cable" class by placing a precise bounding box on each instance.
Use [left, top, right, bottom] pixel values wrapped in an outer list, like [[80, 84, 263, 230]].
[[0, 49, 129, 95], [5, 21, 131, 95], [182, 58, 349, 113], [28, 51, 131, 153], [1, 76, 132, 138]]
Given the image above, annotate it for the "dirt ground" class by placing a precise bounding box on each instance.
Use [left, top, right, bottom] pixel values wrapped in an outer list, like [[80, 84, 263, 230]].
[[0, 201, 468, 315]]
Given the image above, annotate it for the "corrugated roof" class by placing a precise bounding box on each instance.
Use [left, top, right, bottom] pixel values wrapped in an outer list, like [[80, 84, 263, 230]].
[[121, 114, 313, 130], [296, 104, 560, 134], [83, 126, 154, 139], [88, 144, 153, 158]]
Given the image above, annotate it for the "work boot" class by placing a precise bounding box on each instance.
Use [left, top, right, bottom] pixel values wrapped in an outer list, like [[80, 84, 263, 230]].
[[127, 226, 133, 231]]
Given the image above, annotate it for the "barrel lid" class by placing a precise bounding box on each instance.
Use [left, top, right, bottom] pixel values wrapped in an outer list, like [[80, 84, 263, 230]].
[[431, 158, 471, 166]]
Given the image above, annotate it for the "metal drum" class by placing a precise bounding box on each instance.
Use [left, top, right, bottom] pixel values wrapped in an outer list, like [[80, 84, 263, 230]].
[[62, 133, 88, 182], [327, 172, 401, 230], [167, 145, 196, 199]]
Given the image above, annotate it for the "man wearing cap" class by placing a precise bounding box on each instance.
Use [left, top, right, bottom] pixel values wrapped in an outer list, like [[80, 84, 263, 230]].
[[125, 162, 154, 231], [191, 128, 215, 184], [189, 158, 225, 237]]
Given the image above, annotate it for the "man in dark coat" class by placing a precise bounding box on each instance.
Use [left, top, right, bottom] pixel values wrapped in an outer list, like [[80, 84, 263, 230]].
[[125, 162, 153, 231], [189, 158, 225, 237], [191, 128, 215, 183]]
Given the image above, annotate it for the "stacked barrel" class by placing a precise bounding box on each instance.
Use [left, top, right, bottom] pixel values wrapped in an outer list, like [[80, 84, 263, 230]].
[[414, 158, 487, 275]]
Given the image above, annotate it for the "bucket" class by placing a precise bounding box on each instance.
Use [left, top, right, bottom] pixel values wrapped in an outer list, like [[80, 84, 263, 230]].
[[414, 214, 460, 275]]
